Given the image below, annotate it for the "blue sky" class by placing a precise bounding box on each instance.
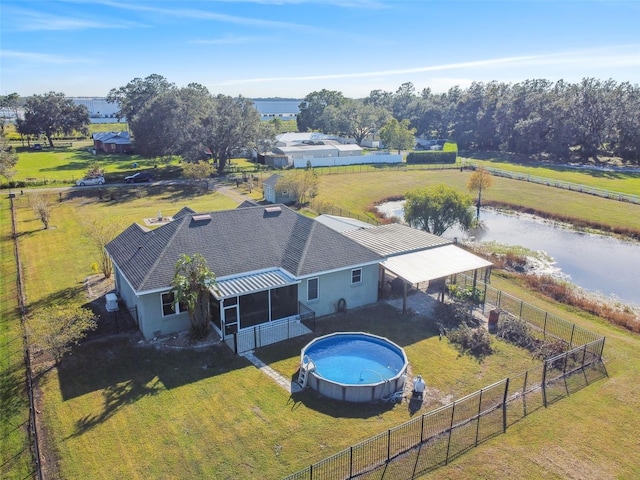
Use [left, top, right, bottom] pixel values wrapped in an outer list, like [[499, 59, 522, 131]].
[[2, 0, 640, 99]]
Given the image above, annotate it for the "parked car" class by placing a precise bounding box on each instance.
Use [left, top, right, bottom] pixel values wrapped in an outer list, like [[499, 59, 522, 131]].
[[76, 176, 105, 186], [125, 171, 154, 183]]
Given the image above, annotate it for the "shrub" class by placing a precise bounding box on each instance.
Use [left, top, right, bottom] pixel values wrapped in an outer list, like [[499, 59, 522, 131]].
[[496, 316, 537, 350], [434, 301, 477, 329], [447, 324, 493, 358], [448, 284, 483, 305]]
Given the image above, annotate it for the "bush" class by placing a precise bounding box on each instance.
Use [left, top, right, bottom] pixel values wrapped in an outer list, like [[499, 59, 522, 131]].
[[496, 316, 537, 350], [448, 284, 483, 305], [434, 302, 477, 329], [447, 324, 493, 358]]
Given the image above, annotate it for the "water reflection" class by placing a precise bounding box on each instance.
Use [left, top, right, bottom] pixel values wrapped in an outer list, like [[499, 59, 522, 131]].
[[377, 201, 640, 306]]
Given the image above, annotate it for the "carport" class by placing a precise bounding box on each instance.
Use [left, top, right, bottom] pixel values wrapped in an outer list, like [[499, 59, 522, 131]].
[[382, 244, 493, 313], [343, 224, 493, 314]]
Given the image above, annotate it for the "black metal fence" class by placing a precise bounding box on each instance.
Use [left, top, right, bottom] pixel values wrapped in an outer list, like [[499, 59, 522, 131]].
[[283, 338, 606, 480], [452, 273, 605, 348], [227, 303, 316, 354], [86, 306, 138, 339], [283, 281, 606, 480]]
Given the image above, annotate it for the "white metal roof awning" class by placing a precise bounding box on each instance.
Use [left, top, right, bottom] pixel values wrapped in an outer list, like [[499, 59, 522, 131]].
[[382, 244, 493, 285], [212, 269, 299, 299]]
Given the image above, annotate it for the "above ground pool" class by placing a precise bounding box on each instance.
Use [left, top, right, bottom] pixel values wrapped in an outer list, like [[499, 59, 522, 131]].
[[300, 332, 408, 403]]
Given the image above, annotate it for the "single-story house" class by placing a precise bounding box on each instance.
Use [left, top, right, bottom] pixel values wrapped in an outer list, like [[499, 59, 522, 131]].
[[106, 204, 493, 341], [263, 174, 296, 204], [105, 205, 383, 340], [92, 131, 133, 153]]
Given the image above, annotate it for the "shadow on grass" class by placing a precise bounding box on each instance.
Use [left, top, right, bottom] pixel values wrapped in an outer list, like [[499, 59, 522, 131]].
[[56, 334, 251, 402], [27, 285, 86, 312], [67, 377, 162, 439], [0, 360, 28, 433]]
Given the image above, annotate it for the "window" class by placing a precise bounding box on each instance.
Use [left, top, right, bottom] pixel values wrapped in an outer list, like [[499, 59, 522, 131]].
[[307, 277, 319, 301], [161, 291, 187, 317], [351, 268, 362, 285]]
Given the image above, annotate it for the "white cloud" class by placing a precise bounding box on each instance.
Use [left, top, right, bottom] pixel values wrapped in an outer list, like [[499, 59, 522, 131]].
[[210, 45, 640, 90], [3, 5, 145, 32], [0, 50, 91, 65]]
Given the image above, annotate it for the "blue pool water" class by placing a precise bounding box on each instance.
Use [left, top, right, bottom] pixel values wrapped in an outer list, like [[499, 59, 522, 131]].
[[304, 334, 405, 385]]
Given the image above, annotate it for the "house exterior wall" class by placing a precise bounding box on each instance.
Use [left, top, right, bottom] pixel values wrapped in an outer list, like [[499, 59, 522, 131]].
[[114, 262, 379, 339], [113, 266, 191, 339], [136, 291, 191, 339], [114, 268, 137, 310], [298, 263, 379, 317]]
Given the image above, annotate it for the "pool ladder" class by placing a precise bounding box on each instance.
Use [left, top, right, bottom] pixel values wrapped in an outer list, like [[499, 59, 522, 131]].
[[298, 355, 316, 389]]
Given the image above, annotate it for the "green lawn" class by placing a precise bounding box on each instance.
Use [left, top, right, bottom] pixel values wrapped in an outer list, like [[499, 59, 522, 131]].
[[465, 155, 640, 196], [11, 146, 176, 185], [3, 165, 640, 478], [314, 168, 640, 233]]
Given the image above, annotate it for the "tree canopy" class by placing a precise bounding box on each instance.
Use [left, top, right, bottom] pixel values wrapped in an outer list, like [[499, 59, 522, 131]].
[[321, 99, 390, 145], [28, 305, 97, 365], [296, 89, 346, 132], [467, 166, 493, 220], [18, 92, 90, 147], [107, 74, 175, 124], [404, 184, 473, 236], [379, 118, 416, 153], [276, 167, 318, 205], [110, 76, 262, 174]]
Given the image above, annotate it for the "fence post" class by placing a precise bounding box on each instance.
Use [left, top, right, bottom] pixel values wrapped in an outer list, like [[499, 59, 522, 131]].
[[519, 300, 524, 319], [523, 370, 529, 417], [349, 446, 353, 478], [541, 361, 548, 408], [445, 402, 456, 465], [475, 389, 483, 446], [387, 429, 391, 461], [569, 324, 576, 348], [543, 312, 548, 340], [233, 333, 238, 354], [502, 378, 510, 433]]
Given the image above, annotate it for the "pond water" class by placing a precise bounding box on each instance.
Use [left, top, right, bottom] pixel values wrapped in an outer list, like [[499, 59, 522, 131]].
[[378, 201, 640, 306]]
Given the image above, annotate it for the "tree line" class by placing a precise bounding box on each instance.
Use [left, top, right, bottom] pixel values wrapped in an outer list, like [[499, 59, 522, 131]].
[[3, 76, 639, 172], [298, 78, 640, 163]]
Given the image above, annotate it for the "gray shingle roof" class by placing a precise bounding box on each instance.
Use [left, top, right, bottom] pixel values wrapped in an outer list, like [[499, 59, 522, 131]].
[[106, 205, 382, 293]]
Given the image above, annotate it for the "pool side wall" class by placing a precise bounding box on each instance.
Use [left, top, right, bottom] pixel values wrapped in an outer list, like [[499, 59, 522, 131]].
[[302, 332, 409, 403], [308, 368, 407, 402]]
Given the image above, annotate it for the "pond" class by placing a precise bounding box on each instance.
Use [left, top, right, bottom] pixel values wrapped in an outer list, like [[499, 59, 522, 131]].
[[377, 201, 640, 307]]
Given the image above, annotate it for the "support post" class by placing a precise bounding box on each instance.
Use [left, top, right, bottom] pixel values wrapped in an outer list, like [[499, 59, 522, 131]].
[[502, 378, 510, 433]]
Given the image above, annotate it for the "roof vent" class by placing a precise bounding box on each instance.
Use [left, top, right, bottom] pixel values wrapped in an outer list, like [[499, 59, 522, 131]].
[[192, 214, 212, 221], [265, 206, 282, 213]]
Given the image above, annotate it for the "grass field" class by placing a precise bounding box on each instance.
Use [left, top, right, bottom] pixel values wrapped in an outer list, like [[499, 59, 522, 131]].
[[2, 158, 640, 478], [0, 199, 33, 480], [313, 168, 640, 234]]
